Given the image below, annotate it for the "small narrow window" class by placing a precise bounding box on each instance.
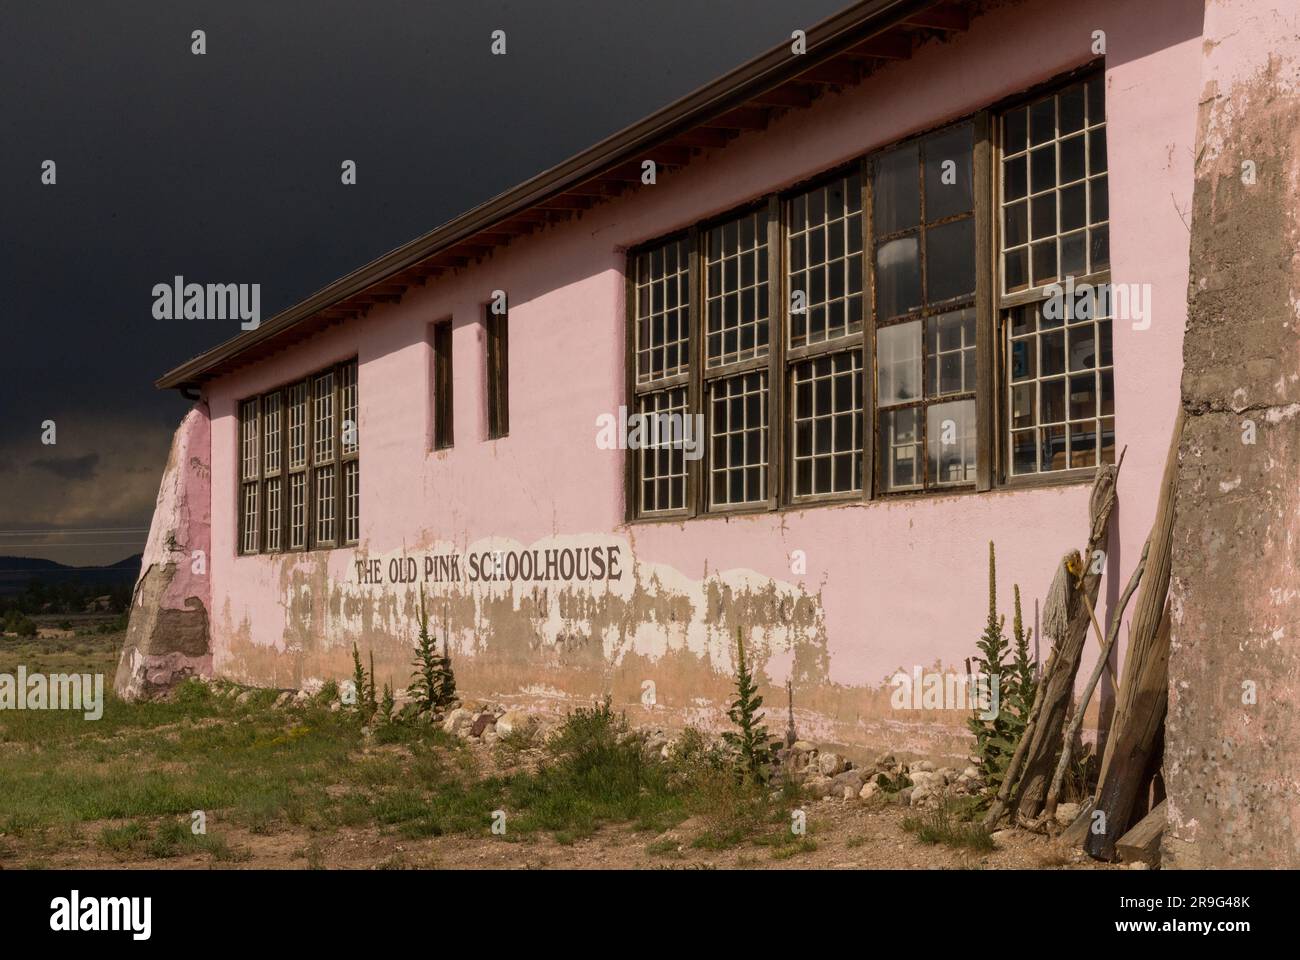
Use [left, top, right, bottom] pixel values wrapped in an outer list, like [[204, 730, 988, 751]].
[[433, 321, 454, 449], [486, 307, 509, 439]]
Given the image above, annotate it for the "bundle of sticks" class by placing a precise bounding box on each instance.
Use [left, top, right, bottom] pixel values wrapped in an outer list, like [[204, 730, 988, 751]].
[[983, 408, 1183, 863]]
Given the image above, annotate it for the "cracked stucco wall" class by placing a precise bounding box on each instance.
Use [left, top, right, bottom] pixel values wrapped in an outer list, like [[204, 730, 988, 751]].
[[1165, 0, 1300, 868]]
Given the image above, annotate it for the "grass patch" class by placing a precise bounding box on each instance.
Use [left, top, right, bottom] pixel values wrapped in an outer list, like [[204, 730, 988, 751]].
[[902, 798, 995, 852]]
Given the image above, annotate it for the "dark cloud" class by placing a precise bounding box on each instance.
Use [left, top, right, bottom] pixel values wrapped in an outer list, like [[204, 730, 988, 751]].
[[0, 0, 849, 565], [29, 453, 101, 481]]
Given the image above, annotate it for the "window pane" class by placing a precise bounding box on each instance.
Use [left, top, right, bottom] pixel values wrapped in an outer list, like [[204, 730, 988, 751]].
[[636, 237, 692, 383], [927, 399, 976, 486], [241, 482, 259, 554], [262, 393, 281, 475], [343, 461, 360, 543], [876, 321, 922, 406], [925, 217, 975, 302], [1004, 283, 1115, 476], [876, 235, 921, 318], [264, 477, 281, 552], [240, 400, 259, 481], [638, 388, 689, 513], [792, 352, 862, 497], [315, 465, 336, 543], [923, 123, 974, 220], [873, 144, 920, 235], [706, 210, 768, 366], [313, 372, 335, 463], [709, 372, 768, 506], [880, 407, 921, 492], [787, 173, 863, 348]]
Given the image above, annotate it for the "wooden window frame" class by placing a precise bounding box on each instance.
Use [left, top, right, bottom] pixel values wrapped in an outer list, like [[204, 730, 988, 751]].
[[992, 63, 1111, 489], [236, 358, 358, 556], [700, 199, 774, 514], [612, 70, 1110, 522], [782, 164, 867, 507], [626, 230, 697, 521]]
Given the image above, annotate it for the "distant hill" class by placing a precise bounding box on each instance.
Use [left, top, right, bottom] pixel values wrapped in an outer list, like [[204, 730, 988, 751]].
[[0, 554, 142, 595]]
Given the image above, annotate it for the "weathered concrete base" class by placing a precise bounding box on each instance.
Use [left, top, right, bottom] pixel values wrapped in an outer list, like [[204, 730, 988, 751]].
[[114, 404, 214, 700], [1165, 0, 1300, 868]]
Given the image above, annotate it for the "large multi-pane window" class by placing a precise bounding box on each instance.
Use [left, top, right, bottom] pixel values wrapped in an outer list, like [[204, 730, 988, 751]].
[[787, 172, 865, 500], [873, 123, 977, 493], [632, 237, 693, 514], [614, 67, 1114, 520], [238, 359, 359, 554], [999, 74, 1114, 475], [705, 208, 771, 508]]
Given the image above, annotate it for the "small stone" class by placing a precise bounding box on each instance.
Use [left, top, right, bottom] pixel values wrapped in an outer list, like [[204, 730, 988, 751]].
[[1054, 802, 1083, 827], [273, 691, 293, 708], [496, 710, 528, 737], [841, 786, 857, 800], [908, 760, 935, 774], [469, 712, 495, 737], [859, 781, 880, 801], [791, 740, 817, 753], [329, 701, 341, 713], [817, 752, 846, 777], [1128, 861, 1150, 870], [235, 690, 254, 705], [442, 707, 472, 735], [804, 777, 836, 799], [962, 765, 981, 779], [893, 787, 913, 806]]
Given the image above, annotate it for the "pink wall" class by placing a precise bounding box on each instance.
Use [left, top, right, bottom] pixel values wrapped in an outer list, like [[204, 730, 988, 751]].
[[199, 0, 1204, 758]]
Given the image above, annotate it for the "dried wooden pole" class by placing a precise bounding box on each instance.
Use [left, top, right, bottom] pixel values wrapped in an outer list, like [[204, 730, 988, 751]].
[[1086, 407, 1184, 860], [1009, 455, 1123, 822], [984, 456, 1123, 831], [1040, 537, 1149, 825]]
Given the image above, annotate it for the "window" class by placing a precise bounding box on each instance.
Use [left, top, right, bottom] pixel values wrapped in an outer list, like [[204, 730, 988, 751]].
[[872, 123, 977, 493], [486, 306, 509, 439], [999, 74, 1114, 476], [433, 321, 454, 449], [619, 67, 1111, 520], [238, 359, 358, 554], [787, 172, 864, 499], [632, 236, 693, 515], [705, 207, 771, 508]]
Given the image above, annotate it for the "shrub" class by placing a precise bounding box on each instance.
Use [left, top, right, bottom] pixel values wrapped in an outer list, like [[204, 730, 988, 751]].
[[409, 586, 456, 714], [722, 628, 778, 783]]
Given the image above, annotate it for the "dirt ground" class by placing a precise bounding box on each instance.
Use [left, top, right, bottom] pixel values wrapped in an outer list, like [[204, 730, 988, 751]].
[[9, 793, 1115, 871]]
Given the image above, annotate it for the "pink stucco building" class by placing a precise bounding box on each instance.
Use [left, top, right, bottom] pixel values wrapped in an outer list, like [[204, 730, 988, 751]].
[[131, 0, 1211, 764]]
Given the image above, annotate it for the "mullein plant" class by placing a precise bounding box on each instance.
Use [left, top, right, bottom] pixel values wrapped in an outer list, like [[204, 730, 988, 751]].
[[1004, 584, 1038, 747], [723, 628, 779, 783], [967, 542, 1017, 791], [350, 642, 372, 720], [409, 586, 457, 714]]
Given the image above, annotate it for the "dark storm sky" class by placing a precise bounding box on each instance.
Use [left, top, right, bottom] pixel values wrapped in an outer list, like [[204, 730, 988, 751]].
[[0, 0, 849, 566]]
